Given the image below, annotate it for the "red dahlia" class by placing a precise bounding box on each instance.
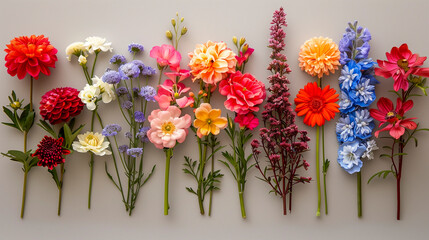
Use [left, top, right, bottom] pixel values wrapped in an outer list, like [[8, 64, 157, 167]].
[[32, 136, 70, 170], [4, 35, 58, 79], [39, 87, 84, 124]]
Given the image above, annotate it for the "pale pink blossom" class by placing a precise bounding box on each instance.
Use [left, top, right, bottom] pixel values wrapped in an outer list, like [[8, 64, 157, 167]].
[[150, 44, 181, 70]]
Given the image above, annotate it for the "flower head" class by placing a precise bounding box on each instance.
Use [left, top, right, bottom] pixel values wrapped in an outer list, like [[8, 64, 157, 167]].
[[294, 82, 339, 127], [353, 109, 375, 140], [134, 111, 146, 123], [298, 37, 341, 78], [118, 145, 129, 153], [369, 97, 417, 139], [121, 100, 133, 110], [234, 113, 259, 130], [188, 41, 237, 85], [40, 87, 84, 124], [375, 44, 429, 91], [5, 35, 58, 79], [78, 55, 87, 65], [32, 136, 70, 170], [147, 106, 192, 149], [155, 79, 194, 110], [337, 140, 366, 174], [92, 76, 116, 104], [72, 132, 111, 156], [119, 62, 140, 79], [219, 71, 266, 115], [126, 148, 143, 158], [193, 103, 228, 137], [102, 124, 122, 137], [128, 43, 144, 54], [336, 115, 355, 142], [236, 47, 254, 67], [141, 66, 157, 76], [65, 42, 86, 61], [139, 86, 157, 102], [79, 84, 100, 111], [149, 44, 181, 70], [102, 70, 121, 84], [84, 36, 112, 54], [362, 139, 378, 160], [110, 54, 127, 65], [165, 69, 190, 83]]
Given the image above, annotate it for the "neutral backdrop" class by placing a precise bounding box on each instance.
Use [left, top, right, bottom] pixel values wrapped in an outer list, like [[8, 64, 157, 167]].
[[1, 0, 429, 239]]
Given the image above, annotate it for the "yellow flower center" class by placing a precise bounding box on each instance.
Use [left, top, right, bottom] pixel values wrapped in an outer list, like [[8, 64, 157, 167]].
[[385, 111, 396, 120], [207, 119, 212, 124], [162, 122, 176, 134], [85, 134, 100, 146], [242, 87, 247, 91], [397, 59, 409, 71]]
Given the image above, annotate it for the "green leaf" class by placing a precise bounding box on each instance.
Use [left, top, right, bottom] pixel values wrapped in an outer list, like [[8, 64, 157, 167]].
[[367, 170, 394, 184], [63, 123, 73, 147], [379, 154, 392, 159], [1, 122, 20, 131], [22, 110, 35, 131], [11, 90, 16, 101], [185, 187, 197, 195], [38, 120, 57, 138], [393, 152, 408, 157]]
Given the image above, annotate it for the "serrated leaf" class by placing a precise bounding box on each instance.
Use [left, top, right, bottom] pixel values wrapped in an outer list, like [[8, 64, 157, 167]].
[[368, 170, 393, 184]]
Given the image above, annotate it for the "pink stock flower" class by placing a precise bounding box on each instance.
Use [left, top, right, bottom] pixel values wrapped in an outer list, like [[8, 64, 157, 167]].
[[155, 79, 194, 110], [234, 113, 259, 130], [236, 47, 254, 66], [165, 69, 190, 83], [150, 44, 181, 71], [369, 97, 417, 139], [219, 71, 266, 115], [375, 44, 429, 91], [147, 106, 192, 149]]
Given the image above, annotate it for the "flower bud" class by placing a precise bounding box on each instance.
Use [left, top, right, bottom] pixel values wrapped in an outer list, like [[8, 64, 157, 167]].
[[242, 44, 249, 54], [171, 18, 176, 27], [239, 37, 246, 46], [203, 93, 208, 97], [78, 55, 87, 65], [166, 30, 173, 40], [189, 92, 194, 97], [180, 17, 184, 22], [10, 101, 21, 109], [232, 36, 238, 45], [198, 90, 203, 95], [181, 27, 188, 36]]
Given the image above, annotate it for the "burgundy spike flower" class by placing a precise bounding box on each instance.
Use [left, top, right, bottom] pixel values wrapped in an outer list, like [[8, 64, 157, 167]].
[[32, 136, 70, 170]]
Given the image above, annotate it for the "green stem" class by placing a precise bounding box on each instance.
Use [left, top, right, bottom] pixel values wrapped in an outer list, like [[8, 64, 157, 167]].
[[208, 136, 214, 217], [29, 76, 33, 112], [88, 110, 96, 209], [158, 68, 165, 85], [197, 137, 206, 215], [357, 171, 362, 218], [164, 149, 172, 215], [238, 185, 246, 219], [23, 131, 28, 152], [82, 65, 91, 84], [322, 125, 328, 215], [20, 170, 28, 219], [316, 126, 321, 217], [90, 52, 99, 79], [58, 163, 64, 216]]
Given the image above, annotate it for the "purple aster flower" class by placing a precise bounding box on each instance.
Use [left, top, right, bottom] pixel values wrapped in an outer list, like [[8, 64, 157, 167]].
[[139, 86, 156, 102], [121, 100, 133, 110], [134, 111, 145, 123], [119, 62, 140, 80], [102, 70, 121, 84], [137, 126, 150, 143], [126, 148, 143, 158], [128, 43, 144, 54], [116, 87, 128, 96], [118, 144, 129, 153], [141, 66, 157, 76], [102, 124, 122, 137], [131, 60, 145, 71], [110, 55, 127, 65]]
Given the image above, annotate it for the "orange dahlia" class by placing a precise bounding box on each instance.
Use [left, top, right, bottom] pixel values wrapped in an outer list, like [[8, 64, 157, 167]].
[[188, 41, 236, 85], [4, 35, 58, 79], [298, 37, 340, 78], [294, 82, 339, 127]]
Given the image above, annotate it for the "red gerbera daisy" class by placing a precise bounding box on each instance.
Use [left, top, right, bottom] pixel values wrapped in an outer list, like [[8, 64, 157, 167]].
[[294, 82, 339, 127], [32, 136, 70, 170], [4, 35, 58, 80], [39, 87, 84, 125]]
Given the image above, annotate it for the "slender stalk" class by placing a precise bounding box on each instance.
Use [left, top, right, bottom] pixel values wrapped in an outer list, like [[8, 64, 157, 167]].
[[158, 68, 165, 85], [208, 136, 214, 216], [29, 77, 33, 112], [20, 170, 28, 219], [238, 188, 246, 219], [90, 52, 99, 79], [322, 125, 328, 215], [164, 149, 172, 215], [357, 171, 362, 218], [88, 110, 96, 209], [397, 138, 404, 220], [315, 126, 321, 217], [197, 137, 206, 215], [58, 163, 64, 216]]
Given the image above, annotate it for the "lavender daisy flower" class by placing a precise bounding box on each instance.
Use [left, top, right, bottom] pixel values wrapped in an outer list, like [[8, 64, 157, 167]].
[[119, 62, 140, 80], [118, 144, 129, 153], [126, 148, 143, 158], [139, 86, 157, 102], [121, 100, 133, 110], [110, 54, 127, 65], [102, 70, 121, 84], [134, 111, 145, 123], [128, 43, 144, 54], [102, 124, 122, 137], [116, 87, 128, 96]]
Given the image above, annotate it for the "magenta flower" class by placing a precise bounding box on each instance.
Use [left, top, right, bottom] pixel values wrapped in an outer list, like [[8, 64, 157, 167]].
[[147, 106, 192, 149], [369, 97, 417, 139], [150, 44, 181, 71], [154, 79, 194, 110], [236, 47, 254, 67], [165, 69, 190, 83], [375, 44, 429, 91], [234, 113, 259, 130]]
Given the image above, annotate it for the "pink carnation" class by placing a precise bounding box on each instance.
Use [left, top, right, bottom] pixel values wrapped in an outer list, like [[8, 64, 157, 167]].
[[147, 106, 192, 149], [234, 113, 259, 130], [155, 79, 194, 110], [150, 44, 181, 71], [219, 71, 266, 115]]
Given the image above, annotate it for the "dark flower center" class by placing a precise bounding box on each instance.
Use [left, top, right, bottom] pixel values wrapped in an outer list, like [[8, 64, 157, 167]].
[[310, 97, 324, 112], [397, 59, 409, 71]]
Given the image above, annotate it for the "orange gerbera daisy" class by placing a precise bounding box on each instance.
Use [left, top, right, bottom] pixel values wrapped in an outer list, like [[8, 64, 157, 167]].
[[298, 37, 340, 78], [294, 82, 339, 127]]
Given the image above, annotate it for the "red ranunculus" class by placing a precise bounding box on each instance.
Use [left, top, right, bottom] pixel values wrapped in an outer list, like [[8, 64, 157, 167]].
[[39, 87, 84, 125], [4, 35, 58, 80], [219, 71, 266, 115], [234, 113, 259, 130], [32, 136, 70, 170]]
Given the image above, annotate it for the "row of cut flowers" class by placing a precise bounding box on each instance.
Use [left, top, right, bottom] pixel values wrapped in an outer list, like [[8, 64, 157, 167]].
[[2, 9, 428, 221]]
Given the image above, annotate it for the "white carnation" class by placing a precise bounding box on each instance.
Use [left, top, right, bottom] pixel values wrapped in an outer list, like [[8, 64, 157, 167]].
[[65, 42, 86, 61], [84, 36, 112, 54], [92, 76, 116, 104], [79, 84, 100, 111]]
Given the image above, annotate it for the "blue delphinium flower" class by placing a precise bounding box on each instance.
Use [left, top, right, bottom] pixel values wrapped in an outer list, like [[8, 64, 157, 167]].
[[337, 140, 366, 174], [356, 42, 370, 60], [353, 109, 374, 140], [350, 78, 376, 107], [359, 28, 371, 42], [102, 124, 122, 137], [339, 91, 355, 113], [134, 111, 145, 123], [119, 62, 140, 80], [110, 55, 127, 65], [126, 148, 143, 158], [128, 43, 144, 54], [121, 100, 133, 110], [139, 86, 156, 102], [339, 60, 361, 91], [116, 87, 128, 96], [336, 115, 356, 142], [102, 70, 122, 84]]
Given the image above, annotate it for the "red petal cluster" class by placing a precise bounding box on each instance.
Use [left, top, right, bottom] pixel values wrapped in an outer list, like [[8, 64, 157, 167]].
[[32, 136, 70, 170], [39, 87, 84, 125], [4, 35, 58, 79]]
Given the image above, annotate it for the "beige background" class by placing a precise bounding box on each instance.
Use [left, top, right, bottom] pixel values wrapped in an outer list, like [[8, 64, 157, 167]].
[[1, 0, 429, 239]]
